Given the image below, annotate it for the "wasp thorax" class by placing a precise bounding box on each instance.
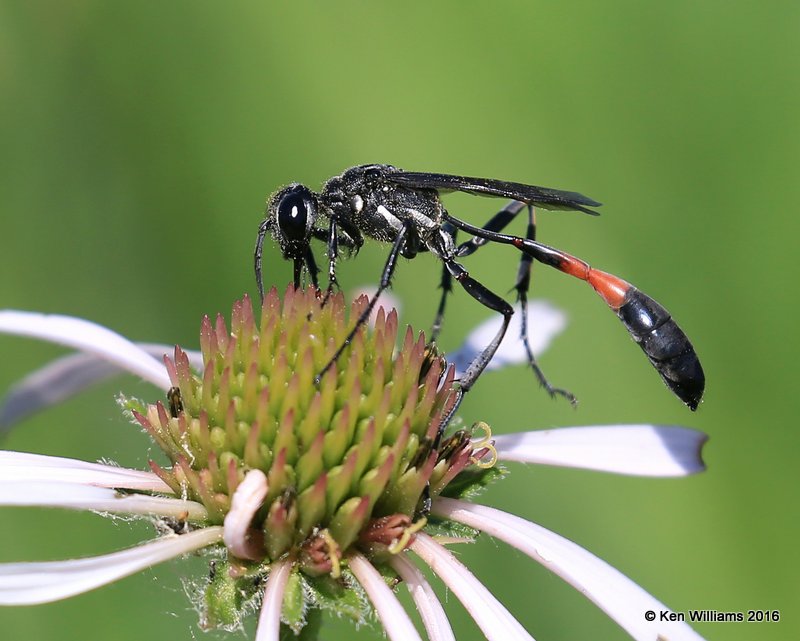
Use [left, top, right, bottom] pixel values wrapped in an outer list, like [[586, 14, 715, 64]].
[[133, 286, 481, 579]]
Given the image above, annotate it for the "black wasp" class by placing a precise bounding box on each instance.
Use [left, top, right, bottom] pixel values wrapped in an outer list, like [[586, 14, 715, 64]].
[[255, 164, 704, 412]]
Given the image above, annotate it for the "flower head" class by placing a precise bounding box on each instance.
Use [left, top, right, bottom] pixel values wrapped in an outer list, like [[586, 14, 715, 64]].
[[0, 287, 708, 641]]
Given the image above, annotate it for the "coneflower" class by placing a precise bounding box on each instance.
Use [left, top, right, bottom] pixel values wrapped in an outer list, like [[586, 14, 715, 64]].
[[0, 286, 707, 640]]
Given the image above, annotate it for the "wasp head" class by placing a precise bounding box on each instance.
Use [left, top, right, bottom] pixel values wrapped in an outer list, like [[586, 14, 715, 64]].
[[267, 183, 318, 259]]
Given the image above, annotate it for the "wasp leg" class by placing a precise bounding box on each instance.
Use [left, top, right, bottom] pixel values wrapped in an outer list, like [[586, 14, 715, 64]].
[[455, 201, 575, 403], [304, 246, 320, 289], [442, 257, 513, 393], [254, 218, 271, 302], [455, 200, 526, 258], [428, 254, 515, 439], [314, 220, 411, 385], [515, 206, 576, 404], [321, 217, 341, 306], [429, 222, 456, 343], [311, 219, 362, 307]]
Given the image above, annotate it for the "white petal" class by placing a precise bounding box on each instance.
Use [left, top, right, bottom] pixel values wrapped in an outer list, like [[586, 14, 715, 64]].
[[0, 311, 171, 390], [447, 301, 566, 376], [348, 552, 423, 641], [411, 532, 535, 641], [0, 451, 173, 492], [433, 498, 706, 641], [223, 469, 267, 560], [0, 344, 203, 432], [390, 553, 455, 641], [0, 526, 222, 604], [255, 558, 293, 641], [493, 425, 707, 477], [0, 481, 207, 521]]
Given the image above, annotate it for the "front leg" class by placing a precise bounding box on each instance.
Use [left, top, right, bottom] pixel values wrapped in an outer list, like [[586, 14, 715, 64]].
[[322, 217, 341, 305], [314, 220, 411, 385], [304, 245, 320, 288], [312, 217, 363, 306], [254, 218, 272, 302]]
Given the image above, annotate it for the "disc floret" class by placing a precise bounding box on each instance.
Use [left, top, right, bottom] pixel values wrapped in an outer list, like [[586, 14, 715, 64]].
[[133, 286, 473, 583]]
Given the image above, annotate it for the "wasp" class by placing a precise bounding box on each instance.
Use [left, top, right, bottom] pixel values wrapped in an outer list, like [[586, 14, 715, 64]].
[[255, 164, 704, 411]]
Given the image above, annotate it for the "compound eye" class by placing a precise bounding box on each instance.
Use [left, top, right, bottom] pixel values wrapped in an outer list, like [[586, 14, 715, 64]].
[[276, 186, 314, 243]]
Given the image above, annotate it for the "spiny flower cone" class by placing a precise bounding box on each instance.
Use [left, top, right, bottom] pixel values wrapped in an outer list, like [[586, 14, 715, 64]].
[[129, 285, 489, 628]]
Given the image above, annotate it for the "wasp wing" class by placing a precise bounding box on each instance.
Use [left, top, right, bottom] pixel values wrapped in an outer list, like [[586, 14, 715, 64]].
[[386, 171, 601, 215]]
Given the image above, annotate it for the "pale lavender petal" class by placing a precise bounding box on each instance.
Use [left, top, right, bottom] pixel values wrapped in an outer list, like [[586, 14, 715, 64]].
[[0, 526, 222, 605], [0, 352, 118, 431], [434, 498, 706, 641], [0, 311, 170, 390], [493, 425, 707, 477], [0, 344, 202, 432], [0, 451, 173, 492], [254, 558, 293, 641], [223, 469, 268, 560], [411, 532, 535, 641], [390, 553, 455, 641], [0, 481, 207, 521], [447, 301, 566, 376], [348, 552, 423, 641]]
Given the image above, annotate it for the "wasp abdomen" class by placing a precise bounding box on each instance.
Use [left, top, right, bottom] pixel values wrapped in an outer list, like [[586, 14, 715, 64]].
[[617, 289, 705, 410]]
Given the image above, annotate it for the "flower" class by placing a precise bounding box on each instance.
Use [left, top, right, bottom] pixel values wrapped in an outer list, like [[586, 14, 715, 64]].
[[0, 287, 708, 640]]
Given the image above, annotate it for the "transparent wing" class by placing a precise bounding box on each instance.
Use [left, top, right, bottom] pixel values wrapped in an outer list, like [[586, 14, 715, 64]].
[[386, 171, 601, 215]]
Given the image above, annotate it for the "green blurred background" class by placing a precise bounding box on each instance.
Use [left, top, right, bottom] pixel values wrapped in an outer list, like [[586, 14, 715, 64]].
[[1, 2, 797, 640]]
